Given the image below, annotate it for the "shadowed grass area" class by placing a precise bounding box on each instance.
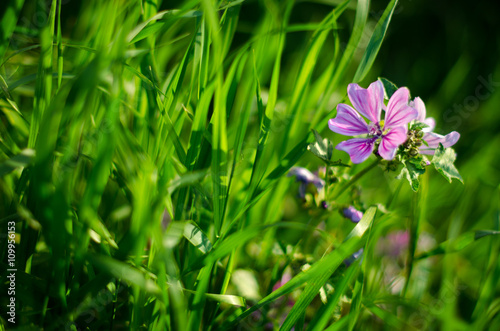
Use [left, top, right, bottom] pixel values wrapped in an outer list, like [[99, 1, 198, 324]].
[[0, 0, 499, 330]]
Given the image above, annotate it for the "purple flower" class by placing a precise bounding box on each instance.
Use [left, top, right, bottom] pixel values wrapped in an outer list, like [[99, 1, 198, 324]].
[[287, 167, 325, 198], [343, 206, 363, 223], [328, 81, 418, 164], [410, 97, 460, 155]]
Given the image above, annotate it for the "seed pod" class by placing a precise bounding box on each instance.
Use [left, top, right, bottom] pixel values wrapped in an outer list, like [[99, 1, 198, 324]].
[[416, 130, 424, 139], [409, 148, 419, 157]]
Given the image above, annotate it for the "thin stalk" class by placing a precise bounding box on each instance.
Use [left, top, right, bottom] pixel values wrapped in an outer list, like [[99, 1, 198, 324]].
[[324, 163, 330, 200], [331, 159, 379, 200], [403, 187, 421, 297]]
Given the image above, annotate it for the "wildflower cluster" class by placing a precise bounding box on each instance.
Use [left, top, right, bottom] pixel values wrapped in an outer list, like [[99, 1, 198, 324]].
[[287, 78, 464, 271], [326, 78, 462, 191]]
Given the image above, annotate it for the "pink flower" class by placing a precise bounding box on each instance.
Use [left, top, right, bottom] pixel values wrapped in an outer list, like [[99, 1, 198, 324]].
[[377, 230, 409, 258], [329, 81, 418, 164], [410, 97, 460, 155]]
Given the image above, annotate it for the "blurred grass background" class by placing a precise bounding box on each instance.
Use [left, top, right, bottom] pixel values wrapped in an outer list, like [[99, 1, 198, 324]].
[[0, 0, 499, 330]]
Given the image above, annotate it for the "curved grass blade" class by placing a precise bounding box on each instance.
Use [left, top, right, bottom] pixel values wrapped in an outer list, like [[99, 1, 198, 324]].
[[311, 0, 369, 129], [0, 149, 35, 177], [0, 0, 25, 61], [184, 222, 212, 254], [222, 207, 377, 330], [415, 229, 500, 260], [86, 253, 161, 295], [307, 261, 360, 331], [352, 0, 398, 83]]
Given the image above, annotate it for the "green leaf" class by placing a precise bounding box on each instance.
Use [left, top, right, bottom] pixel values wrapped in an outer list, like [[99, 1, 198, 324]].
[[231, 269, 261, 301], [352, 0, 399, 83], [167, 170, 207, 195], [365, 304, 419, 331], [307, 129, 334, 164], [378, 77, 399, 100], [397, 160, 425, 192], [184, 222, 213, 254], [0, 149, 35, 177], [127, 9, 202, 44], [0, 0, 25, 60], [432, 144, 463, 183], [416, 230, 500, 260], [410, 121, 430, 131], [86, 253, 161, 295], [203, 293, 246, 307], [183, 289, 246, 307]]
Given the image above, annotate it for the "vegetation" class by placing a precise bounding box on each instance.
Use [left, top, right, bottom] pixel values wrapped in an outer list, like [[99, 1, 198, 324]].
[[0, 0, 499, 330]]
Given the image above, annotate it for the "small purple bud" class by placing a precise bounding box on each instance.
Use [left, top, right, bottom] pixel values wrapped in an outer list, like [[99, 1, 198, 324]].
[[343, 206, 363, 223], [321, 201, 329, 209], [344, 248, 364, 267], [288, 167, 325, 198]]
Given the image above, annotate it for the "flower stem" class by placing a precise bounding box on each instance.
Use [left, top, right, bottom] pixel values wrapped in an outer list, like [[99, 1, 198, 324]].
[[403, 189, 421, 297], [403, 171, 427, 297], [331, 159, 379, 200]]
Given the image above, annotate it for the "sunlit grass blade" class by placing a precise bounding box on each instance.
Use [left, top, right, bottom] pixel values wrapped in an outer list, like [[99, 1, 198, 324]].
[[281, 8, 339, 154], [352, 0, 398, 83], [311, 0, 369, 129]]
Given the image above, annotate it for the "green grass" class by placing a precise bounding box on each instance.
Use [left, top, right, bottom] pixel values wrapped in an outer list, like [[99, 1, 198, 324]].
[[1, 0, 499, 330]]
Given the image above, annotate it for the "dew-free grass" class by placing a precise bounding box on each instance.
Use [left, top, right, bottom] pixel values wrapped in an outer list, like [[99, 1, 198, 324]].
[[1, 0, 499, 330]]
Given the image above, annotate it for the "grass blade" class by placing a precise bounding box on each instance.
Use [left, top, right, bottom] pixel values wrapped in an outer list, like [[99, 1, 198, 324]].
[[352, 0, 399, 83]]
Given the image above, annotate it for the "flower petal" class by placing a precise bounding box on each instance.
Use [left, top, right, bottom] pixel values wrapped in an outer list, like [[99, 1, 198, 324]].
[[288, 167, 316, 183], [423, 117, 436, 132], [384, 87, 418, 128], [420, 131, 460, 154], [410, 97, 436, 132], [411, 97, 426, 122], [347, 81, 384, 123], [379, 126, 407, 160], [328, 104, 369, 136], [336, 138, 376, 164], [288, 167, 325, 191], [312, 178, 325, 190]]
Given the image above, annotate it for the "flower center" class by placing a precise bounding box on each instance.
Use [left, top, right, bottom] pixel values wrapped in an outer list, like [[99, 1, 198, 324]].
[[368, 122, 383, 137]]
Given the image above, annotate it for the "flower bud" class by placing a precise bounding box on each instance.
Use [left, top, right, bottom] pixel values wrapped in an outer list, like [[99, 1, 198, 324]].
[[343, 206, 363, 223]]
